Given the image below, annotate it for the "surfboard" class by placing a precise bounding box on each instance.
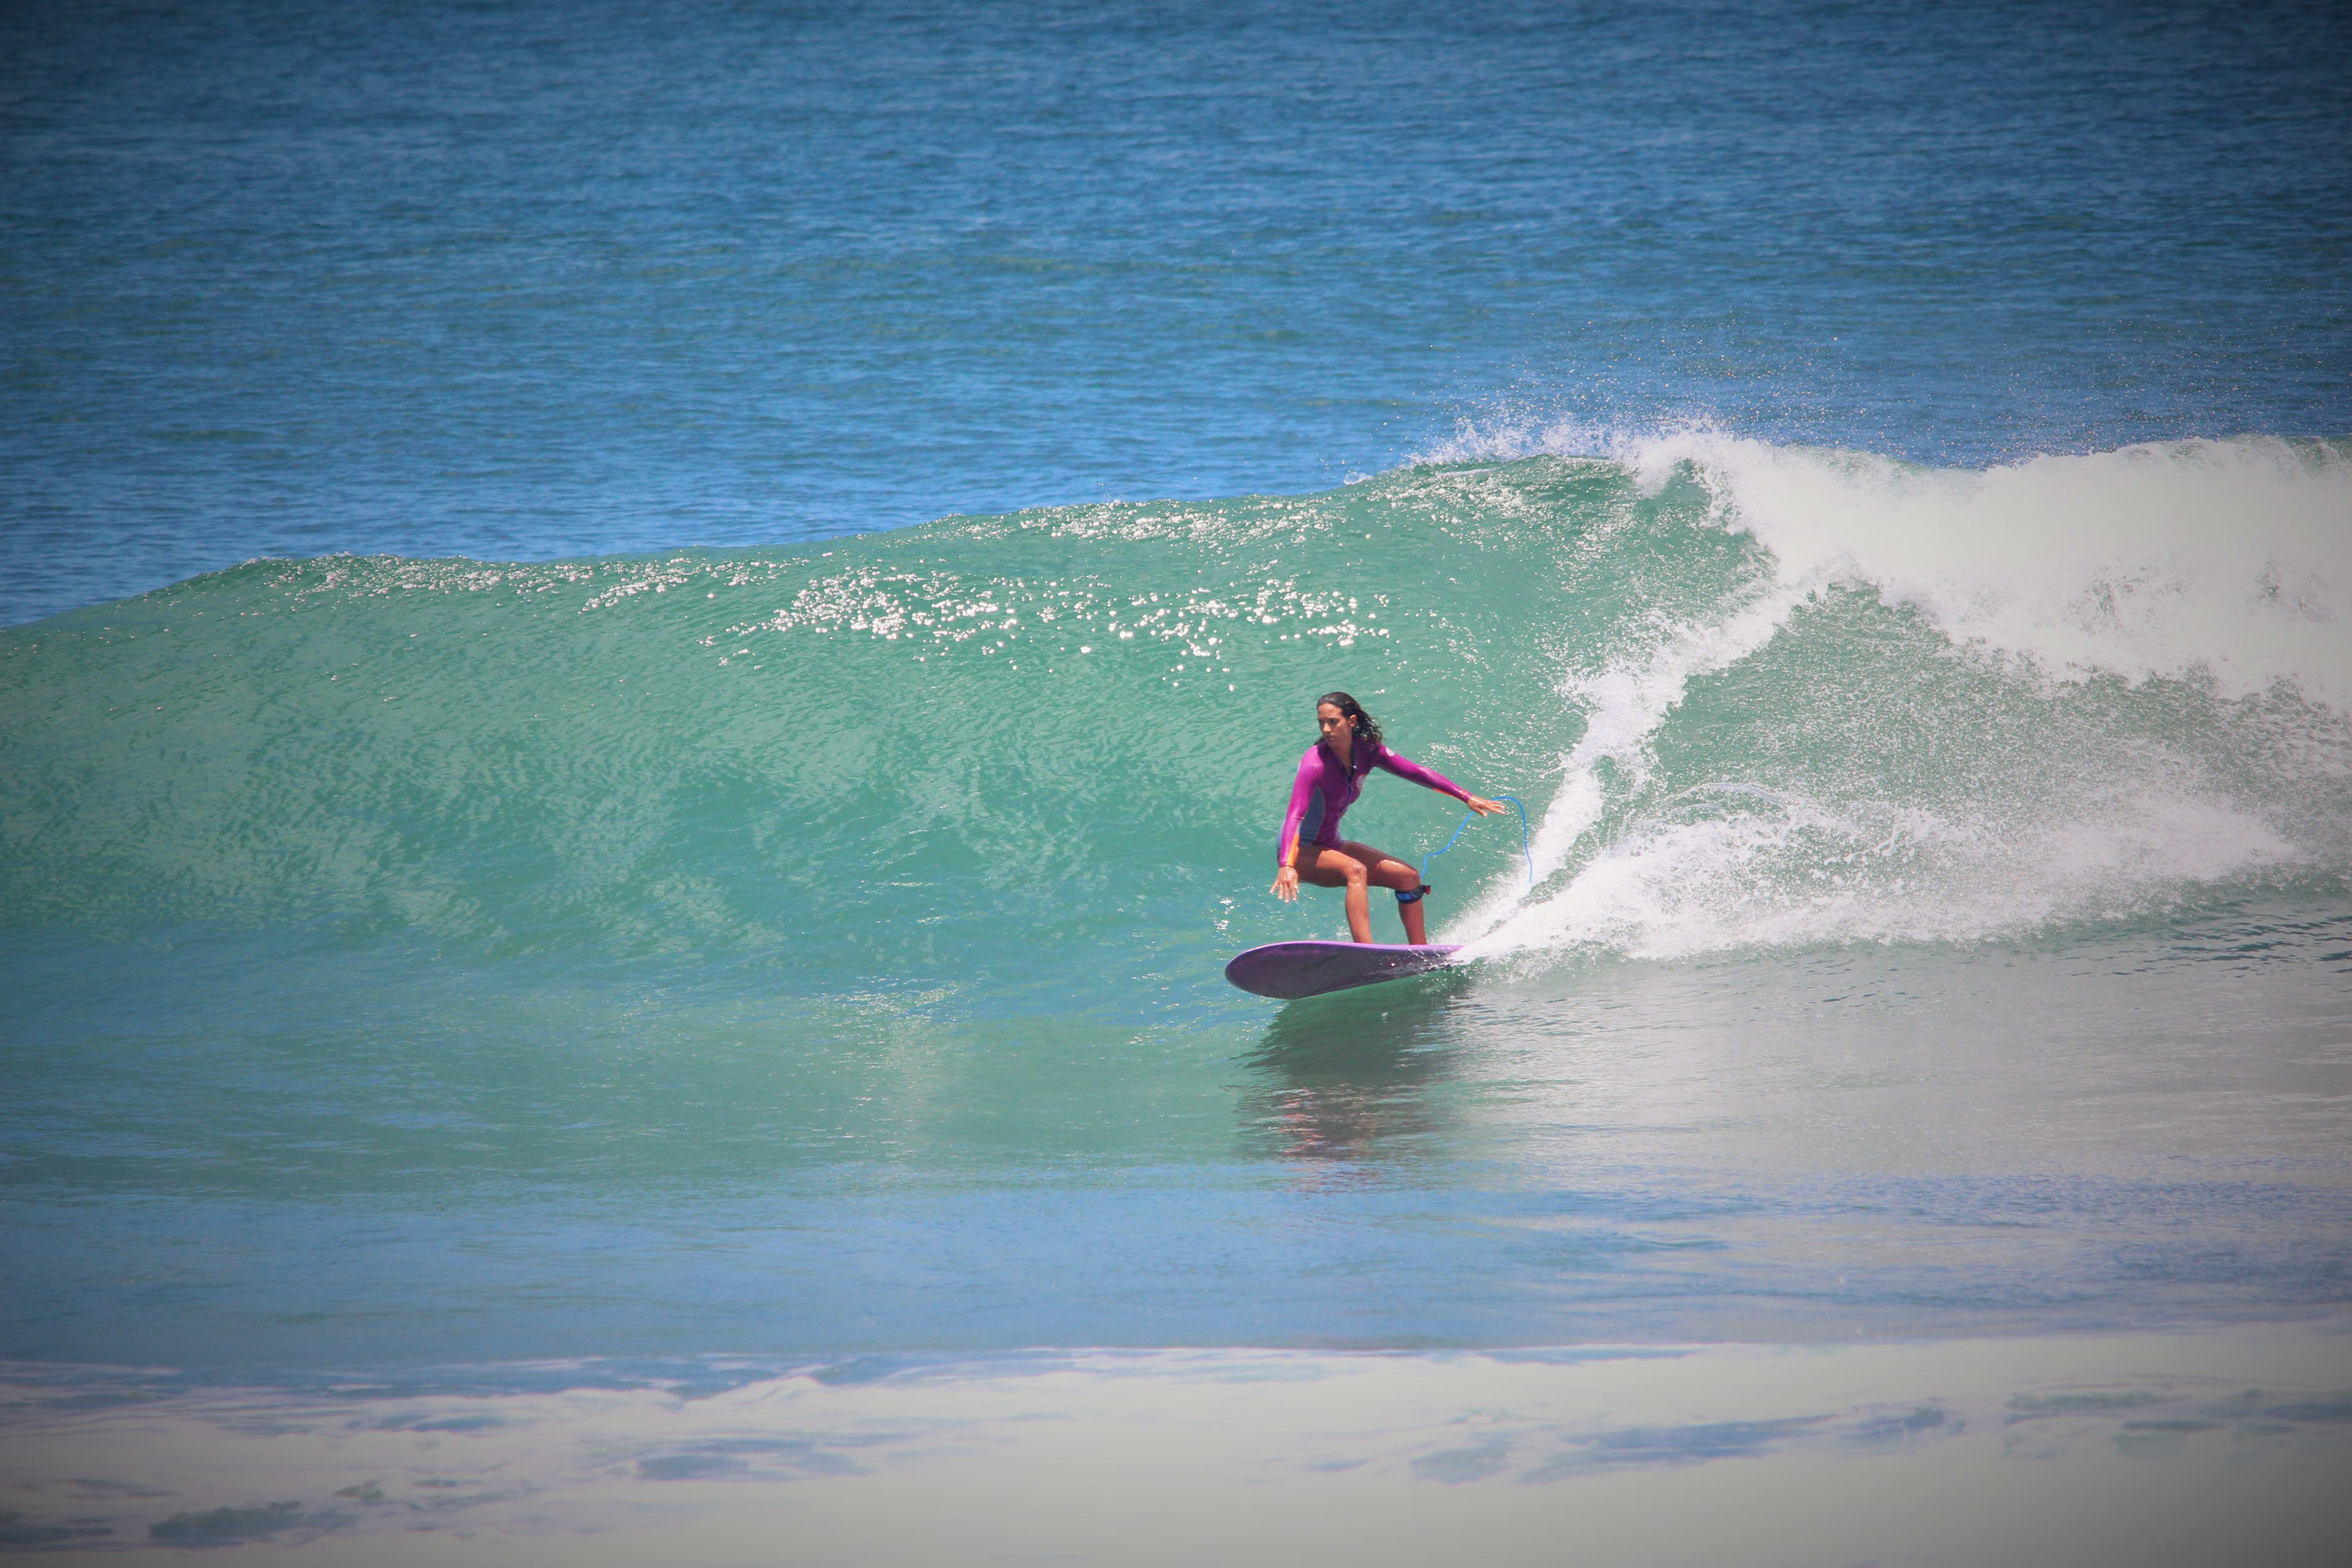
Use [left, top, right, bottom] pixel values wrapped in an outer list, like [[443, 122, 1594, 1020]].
[[1223, 940, 1463, 1000]]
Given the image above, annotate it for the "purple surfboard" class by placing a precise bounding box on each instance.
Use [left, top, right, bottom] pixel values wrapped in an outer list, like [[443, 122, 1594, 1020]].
[[1224, 940, 1463, 1000]]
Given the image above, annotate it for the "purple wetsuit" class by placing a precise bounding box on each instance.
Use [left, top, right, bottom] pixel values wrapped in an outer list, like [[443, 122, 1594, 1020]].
[[1278, 740, 1468, 868]]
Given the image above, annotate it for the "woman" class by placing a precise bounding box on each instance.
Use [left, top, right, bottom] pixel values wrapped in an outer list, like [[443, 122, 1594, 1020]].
[[1272, 692, 1506, 945]]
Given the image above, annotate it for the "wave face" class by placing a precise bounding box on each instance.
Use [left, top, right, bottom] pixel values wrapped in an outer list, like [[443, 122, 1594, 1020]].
[[4, 437, 2350, 1370], [5, 437, 2346, 974]]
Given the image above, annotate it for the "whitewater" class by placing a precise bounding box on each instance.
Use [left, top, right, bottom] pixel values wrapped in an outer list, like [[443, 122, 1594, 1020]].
[[1449, 431, 2352, 959]]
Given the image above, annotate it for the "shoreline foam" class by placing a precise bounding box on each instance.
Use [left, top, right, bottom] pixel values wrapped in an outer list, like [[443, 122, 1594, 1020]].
[[6, 1322, 2348, 1563]]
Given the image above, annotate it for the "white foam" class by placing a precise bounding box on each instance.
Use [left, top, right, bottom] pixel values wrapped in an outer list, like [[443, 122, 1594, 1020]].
[[1429, 428, 2352, 704], [1461, 786, 2298, 962], [1670, 433, 2350, 706], [1439, 432, 2352, 958]]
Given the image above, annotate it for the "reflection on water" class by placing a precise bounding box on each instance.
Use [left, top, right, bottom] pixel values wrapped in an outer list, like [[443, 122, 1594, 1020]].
[[1235, 973, 1479, 1167]]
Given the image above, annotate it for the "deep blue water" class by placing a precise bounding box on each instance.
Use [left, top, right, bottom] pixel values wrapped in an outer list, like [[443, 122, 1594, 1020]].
[[5, 0, 2348, 627]]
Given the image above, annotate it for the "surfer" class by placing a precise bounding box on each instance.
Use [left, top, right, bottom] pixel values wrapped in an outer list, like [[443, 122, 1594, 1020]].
[[1273, 692, 1506, 945]]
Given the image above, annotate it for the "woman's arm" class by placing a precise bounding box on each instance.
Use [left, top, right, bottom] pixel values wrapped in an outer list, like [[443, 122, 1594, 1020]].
[[1375, 746, 1508, 818], [1272, 750, 1318, 901], [1372, 745, 1466, 801]]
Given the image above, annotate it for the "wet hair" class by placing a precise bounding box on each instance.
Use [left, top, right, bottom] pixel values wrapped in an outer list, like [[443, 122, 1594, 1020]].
[[1315, 690, 1382, 753]]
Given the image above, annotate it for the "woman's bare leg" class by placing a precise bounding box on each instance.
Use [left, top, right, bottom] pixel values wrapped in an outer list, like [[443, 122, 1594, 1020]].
[[1338, 840, 1430, 944], [1294, 846, 1374, 941], [1295, 842, 1429, 944]]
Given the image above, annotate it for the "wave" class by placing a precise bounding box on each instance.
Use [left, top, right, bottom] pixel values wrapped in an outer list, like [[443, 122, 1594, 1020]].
[[2, 435, 2345, 987]]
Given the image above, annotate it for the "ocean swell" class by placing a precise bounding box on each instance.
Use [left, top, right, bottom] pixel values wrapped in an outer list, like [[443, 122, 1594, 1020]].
[[2, 436, 2345, 982]]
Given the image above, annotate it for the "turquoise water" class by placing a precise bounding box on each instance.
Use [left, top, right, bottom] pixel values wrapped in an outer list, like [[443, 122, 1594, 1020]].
[[6, 436, 2349, 1371], [2, 3, 2351, 1556]]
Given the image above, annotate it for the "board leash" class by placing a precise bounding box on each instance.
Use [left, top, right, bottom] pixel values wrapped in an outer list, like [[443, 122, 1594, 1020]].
[[1418, 793, 1534, 892]]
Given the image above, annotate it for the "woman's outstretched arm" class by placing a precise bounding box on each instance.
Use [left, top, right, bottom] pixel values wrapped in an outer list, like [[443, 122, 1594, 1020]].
[[1372, 746, 1507, 815]]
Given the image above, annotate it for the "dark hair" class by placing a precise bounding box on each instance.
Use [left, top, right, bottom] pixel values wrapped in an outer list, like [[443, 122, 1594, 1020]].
[[1316, 690, 1382, 753]]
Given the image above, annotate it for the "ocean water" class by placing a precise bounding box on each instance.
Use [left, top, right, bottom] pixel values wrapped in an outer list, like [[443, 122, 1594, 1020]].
[[4, 2, 2351, 1562]]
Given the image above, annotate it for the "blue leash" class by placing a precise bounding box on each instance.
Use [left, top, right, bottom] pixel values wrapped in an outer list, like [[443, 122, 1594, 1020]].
[[1417, 793, 1534, 892]]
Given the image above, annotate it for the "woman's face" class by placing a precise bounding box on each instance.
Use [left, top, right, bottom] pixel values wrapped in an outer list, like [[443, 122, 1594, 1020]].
[[1317, 703, 1354, 744]]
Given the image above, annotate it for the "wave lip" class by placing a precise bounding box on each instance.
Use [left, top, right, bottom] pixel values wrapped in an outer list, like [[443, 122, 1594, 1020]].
[[1422, 425, 2351, 701], [1684, 433, 2350, 703]]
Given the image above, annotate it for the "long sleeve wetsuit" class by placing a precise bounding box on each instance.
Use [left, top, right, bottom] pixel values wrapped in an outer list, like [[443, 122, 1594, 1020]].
[[1277, 741, 1468, 869]]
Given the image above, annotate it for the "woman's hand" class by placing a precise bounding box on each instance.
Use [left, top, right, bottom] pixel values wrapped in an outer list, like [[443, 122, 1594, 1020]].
[[1463, 794, 1508, 817], [1272, 865, 1300, 901]]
